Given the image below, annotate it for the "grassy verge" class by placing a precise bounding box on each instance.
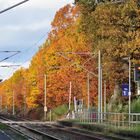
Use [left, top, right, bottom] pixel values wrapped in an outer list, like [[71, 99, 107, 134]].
[[46, 104, 69, 121], [0, 123, 9, 130], [58, 120, 140, 139]]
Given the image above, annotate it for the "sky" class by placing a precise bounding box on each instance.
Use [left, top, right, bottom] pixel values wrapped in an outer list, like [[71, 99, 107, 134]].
[[0, 0, 73, 80]]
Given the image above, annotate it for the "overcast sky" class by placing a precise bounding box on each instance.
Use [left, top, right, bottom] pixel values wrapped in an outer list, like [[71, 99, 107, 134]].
[[0, 0, 73, 80]]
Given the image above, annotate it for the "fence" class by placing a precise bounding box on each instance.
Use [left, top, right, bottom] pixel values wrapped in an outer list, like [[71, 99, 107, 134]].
[[74, 109, 140, 130]]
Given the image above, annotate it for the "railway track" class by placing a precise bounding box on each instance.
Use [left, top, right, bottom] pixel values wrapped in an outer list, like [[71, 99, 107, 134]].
[[25, 123, 127, 140], [0, 115, 130, 140], [0, 116, 60, 140]]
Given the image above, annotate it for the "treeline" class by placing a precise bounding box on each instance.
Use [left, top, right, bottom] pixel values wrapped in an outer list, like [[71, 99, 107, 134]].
[[0, 0, 140, 118], [0, 5, 100, 118], [78, 0, 140, 84]]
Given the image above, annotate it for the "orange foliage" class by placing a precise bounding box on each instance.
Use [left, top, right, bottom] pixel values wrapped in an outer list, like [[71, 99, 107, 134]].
[[0, 5, 99, 117]]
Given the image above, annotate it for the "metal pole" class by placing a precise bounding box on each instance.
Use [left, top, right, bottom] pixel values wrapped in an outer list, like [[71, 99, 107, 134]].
[[104, 81, 107, 113], [1, 96, 2, 112], [69, 82, 72, 111], [50, 110, 52, 122], [129, 57, 131, 125], [98, 50, 101, 123], [104, 81, 106, 121], [12, 90, 15, 115], [87, 73, 90, 110], [5, 95, 8, 113], [24, 88, 26, 116], [74, 96, 77, 112], [44, 74, 47, 120], [138, 82, 140, 95], [0, 96, 2, 112], [101, 68, 103, 122]]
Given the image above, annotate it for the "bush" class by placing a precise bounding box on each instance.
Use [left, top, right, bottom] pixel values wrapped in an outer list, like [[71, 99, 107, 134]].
[[47, 104, 69, 121], [131, 97, 140, 113]]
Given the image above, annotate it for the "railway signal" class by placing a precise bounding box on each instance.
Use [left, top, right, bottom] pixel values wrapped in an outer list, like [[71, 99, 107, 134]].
[[135, 64, 140, 82]]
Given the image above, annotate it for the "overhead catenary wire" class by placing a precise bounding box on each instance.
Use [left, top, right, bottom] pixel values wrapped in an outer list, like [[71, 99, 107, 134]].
[[56, 52, 98, 77], [9, 31, 49, 69], [15, 30, 49, 66], [0, 51, 21, 63], [0, 51, 21, 80], [0, 0, 29, 14], [0, 0, 51, 78], [0, 51, 20, 53], [0, 65, 20, 68], [0, 0, 29, 78], [0, 0, 30, 64], [5, 31, 49, 79]]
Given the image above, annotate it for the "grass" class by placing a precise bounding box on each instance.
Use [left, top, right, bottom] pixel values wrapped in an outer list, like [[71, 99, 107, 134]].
[[0, 123, 9, 130], [77, 122, 105, 132], [131, 97, 140, 113], [58, 119, 140, 140], [130, 125, 140, 133], [46, 104, 69, 121]]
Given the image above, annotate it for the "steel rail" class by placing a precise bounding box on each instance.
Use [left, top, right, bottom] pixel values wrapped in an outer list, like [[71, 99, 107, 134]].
[[0, 115, 127, 140], [44, 124, 125, 140], [0, 116, 60, 140]]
